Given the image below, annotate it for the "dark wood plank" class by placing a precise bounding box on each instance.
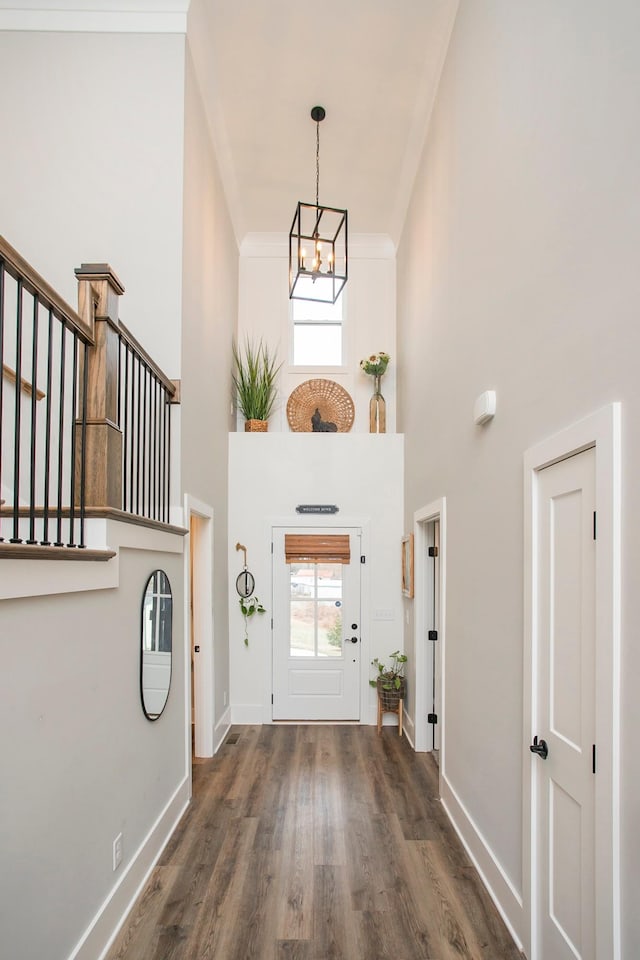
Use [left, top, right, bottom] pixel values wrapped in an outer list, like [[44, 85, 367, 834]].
[[105, 726, 523, 960]]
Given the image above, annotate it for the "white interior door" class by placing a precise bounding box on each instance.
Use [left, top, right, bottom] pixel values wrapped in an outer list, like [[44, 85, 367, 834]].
[[534, 448, 596, 959], [272, 527, 361, 720], [432, 519, 441, 754]]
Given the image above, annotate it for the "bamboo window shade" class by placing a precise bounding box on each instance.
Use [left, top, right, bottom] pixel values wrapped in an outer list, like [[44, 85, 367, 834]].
[[284, 534, 351, 564]]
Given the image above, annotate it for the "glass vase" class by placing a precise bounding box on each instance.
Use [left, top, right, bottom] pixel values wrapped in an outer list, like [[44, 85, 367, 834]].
[[369, 375, 386, 433]]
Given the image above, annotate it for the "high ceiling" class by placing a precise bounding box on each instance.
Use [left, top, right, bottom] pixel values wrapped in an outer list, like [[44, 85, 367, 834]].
[[189, 0, 458, 246], [0, 0, 458, 247]]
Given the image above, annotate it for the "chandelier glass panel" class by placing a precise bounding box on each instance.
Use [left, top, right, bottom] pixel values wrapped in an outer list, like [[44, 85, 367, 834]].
[[289, 106, 348, 305]]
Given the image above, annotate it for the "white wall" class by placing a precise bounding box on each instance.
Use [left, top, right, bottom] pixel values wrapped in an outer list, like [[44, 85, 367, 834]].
[[0, 25, 193, 960], [397, 0, 640, 950], [228, 433, 404, 726], [237, 238, 397, 433], [181, 42, 238, 736], [0, 542, 186, 960], [0, 30, 185, 377]]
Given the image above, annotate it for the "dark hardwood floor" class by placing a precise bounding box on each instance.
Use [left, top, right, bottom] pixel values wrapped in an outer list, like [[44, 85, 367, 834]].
[[106, 725, 522, 960]]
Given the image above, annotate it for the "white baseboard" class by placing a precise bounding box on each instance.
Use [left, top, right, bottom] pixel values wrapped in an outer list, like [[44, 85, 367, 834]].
[[213, 706, 232, 752], [69, 775, 191, 960], [231, 703, 265, 724], [402, 710, 415, 746], [440, 774, 524, 952]]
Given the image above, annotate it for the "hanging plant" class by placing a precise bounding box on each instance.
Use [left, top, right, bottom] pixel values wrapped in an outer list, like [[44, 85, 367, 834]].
[[239, 595, 266, 646]]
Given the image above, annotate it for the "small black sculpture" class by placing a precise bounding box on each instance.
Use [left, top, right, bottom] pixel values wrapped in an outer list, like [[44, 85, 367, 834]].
[[311, 407, 338, 432]]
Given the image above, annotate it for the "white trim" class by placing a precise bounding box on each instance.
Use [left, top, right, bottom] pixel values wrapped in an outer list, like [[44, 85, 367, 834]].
[[441, 775, 524, 951], [270, 520, 369, 724], [0, 1, 188, 33], [0, 517, 184, 600], [213, 706, 232, 753], [231, 703, 264, 725], [412, 498, 446, 758], [69, 774, 190, 960], [522, 403, 621, 960], [184, 495, 215, 759]]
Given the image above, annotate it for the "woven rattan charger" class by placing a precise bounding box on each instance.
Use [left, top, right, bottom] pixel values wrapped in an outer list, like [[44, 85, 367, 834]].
[[286, 379, 355, 433]]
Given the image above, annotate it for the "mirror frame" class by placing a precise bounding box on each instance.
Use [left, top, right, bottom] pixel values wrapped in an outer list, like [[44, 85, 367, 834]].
[[140, 569, 173, 721]]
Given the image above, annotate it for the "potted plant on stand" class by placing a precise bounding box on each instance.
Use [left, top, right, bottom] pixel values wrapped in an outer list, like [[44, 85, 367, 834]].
[[370, 650, 408, 735], [232, 337, 282, 432]]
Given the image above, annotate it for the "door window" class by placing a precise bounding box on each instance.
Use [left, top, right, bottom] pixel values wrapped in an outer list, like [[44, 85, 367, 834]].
[[289, 561, 343, 657]]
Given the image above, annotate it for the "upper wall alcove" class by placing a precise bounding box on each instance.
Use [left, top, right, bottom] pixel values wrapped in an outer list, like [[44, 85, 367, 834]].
[[237, 234, 397, 434]]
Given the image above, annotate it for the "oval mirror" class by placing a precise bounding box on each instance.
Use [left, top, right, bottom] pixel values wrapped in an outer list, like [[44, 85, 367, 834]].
[[140, 569, 173, 721]]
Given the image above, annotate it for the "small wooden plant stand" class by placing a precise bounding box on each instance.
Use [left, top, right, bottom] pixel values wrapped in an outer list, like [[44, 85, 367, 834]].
[[376, 678, 405, 736]]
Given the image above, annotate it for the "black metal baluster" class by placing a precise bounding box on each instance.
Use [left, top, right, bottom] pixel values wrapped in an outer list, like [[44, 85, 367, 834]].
[[147, 370, 153, 520], [141, 362, 147, 518], [128, 345, 135, 515], [67, 334, 78, 546], [160, 387, 166, 523], [41, 307, 54, 545], [136, 354, 142, 516], [10, 279, 24, 543], [0, 260, 5, 543], [78, 339, 88, 548], [122, 339, 129, 513], [27, 295, 39, 544], [151, 375, 158, 520], [166, 389, 171, 524], [55, 324, 66, 547]]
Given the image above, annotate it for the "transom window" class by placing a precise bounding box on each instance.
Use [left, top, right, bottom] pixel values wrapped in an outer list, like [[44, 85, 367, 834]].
[[291, 295, 344, 366]]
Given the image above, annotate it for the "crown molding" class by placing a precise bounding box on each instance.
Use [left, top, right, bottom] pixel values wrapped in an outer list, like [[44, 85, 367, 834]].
[[0, 1, 189, 33], [240, 232, 396, 260]]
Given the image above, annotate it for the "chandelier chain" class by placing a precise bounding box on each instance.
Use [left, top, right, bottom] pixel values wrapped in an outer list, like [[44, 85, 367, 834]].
[[315, 119, 320, 208]]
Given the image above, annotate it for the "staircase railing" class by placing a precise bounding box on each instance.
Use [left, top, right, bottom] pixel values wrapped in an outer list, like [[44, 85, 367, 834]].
[[0, 238, 179, 553]]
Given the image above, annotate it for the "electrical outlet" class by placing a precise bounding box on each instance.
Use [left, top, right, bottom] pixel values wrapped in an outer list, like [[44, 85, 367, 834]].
[[113, 833, 123, 871]]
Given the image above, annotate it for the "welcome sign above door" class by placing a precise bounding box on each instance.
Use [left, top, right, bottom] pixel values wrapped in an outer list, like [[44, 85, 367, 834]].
[[296, 504, 339, 514]]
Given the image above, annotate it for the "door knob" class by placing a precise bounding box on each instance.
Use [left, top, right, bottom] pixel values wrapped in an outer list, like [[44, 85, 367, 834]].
[[529, 735, 548, 759], [194, 645, 200, 653], [346, 636, 358, 644]]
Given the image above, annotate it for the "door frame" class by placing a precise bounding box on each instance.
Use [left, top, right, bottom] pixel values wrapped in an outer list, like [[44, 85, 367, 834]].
[[184, 495, 215, 759], [270, 516, 370, 724], [523, 404, 621, 960], [413, 498, 446, 760]]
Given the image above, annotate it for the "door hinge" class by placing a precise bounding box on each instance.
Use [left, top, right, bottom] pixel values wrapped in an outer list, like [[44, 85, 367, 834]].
[[271, 617, 274, 629], [428, 712, 438, 724], [361, 555, 366, 564], [593, 512, 597, 540], [592, 743, 596, 774], [271, 541, 274, 554], [428, 546, 439, 558], [428, 630, 438, 642], [271, 694, 274, 705]]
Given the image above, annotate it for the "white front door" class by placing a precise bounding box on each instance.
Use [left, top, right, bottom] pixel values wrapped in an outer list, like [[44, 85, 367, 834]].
[[534, 448, 596, 959], [272, 527, 361, 720]]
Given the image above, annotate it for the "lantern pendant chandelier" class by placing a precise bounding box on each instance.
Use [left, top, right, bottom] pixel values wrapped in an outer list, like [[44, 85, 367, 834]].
[[289, 105, 348, 304]]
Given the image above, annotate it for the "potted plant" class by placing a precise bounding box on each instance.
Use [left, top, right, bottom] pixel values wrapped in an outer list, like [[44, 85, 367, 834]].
[[232, 337, 282, 431], [370, 650, 408, 711], [238, 595, 266, 646]]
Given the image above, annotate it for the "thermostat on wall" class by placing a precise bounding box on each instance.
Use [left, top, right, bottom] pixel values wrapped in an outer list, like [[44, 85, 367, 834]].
[[474, 390, 496, 425]]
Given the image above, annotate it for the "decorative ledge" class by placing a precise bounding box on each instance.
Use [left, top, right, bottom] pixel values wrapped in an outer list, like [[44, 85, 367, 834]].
[[0, 544, 115, 562]]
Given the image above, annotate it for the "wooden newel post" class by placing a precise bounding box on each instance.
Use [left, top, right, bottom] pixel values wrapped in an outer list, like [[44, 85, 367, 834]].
[[74, 263, 125, 509]]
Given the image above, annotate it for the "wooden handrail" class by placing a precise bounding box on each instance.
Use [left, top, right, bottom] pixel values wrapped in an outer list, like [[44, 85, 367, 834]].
[[0, 235, 94, 345], [119, 321, 176, 398], [2, 363, 45, 400]]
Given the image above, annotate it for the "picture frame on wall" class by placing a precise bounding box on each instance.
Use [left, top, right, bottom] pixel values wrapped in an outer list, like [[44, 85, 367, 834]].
[[401, 534, 414, 599]]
